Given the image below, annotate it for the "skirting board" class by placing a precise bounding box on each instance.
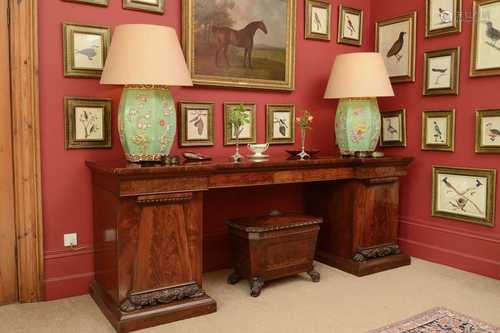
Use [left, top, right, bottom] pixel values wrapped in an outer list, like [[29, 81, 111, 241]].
[[399, 217, 500, 280]]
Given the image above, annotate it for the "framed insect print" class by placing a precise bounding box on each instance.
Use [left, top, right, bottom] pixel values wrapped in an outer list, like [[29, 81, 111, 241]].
[[305, 0, 332, 41], [423, 47, 460, 96], [422, 110, 455, 151], [476, 108, 500, 153], [337, 5, 363, 46], [224, 103, 257, 145], [266, 104, 295, 145], [182, 0, 296, 91], [375, 12, 417, 83], [63, 22, 110, 78], [470, 0, 500, 77], [380, 109, 407, 147], [179, 102, 214, 147], [432, 166, 496, 227], [425, 0, 462, 37], [64, 97, 112, 149], [63, 0, 109, 6], [123, 0, 165, 14]]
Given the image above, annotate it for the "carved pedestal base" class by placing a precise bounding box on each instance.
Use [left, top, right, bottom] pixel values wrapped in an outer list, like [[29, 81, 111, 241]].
[[90, 282, 217, 333], [316, 251, 411, 277]]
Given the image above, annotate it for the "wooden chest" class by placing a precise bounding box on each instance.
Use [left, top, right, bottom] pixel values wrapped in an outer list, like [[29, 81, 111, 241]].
[[226, 212, 322, 297]]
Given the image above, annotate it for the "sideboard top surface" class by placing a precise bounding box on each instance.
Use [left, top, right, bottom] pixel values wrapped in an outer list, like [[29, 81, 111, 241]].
[[86, 155, 413, 178]]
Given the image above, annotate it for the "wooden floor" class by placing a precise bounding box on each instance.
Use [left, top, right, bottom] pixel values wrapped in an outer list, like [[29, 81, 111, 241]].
[[0, 258, 499, 333]]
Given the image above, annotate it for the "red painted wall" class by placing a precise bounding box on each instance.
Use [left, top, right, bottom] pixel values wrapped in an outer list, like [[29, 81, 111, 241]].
[[39, 0, 372, 299], [372, 0, 500, 279]]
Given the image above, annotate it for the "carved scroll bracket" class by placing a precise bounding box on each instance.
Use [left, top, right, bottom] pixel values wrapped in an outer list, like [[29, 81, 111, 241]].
[[353, 244, 401, 262], [120, 283, 205, 312]]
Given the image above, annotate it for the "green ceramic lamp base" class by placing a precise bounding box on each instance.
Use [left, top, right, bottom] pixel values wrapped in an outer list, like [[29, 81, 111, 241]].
[[334, 97, 381, 156], [118, 86, 177, 163]]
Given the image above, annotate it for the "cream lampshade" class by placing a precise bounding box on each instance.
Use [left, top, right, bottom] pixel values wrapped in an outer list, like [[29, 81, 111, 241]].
[[100, 24, 193, 163], [324, 52, 394, 157]]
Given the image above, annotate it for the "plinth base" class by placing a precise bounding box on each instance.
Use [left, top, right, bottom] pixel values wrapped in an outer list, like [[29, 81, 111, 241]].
[[316, 251, 411, 277], [90, 282, 217, 333]]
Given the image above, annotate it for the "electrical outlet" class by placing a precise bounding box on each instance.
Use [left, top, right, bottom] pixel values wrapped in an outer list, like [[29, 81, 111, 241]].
[[64, 233, 78, 247]]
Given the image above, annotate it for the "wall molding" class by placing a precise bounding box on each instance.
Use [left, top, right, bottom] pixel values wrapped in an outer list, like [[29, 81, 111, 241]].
[[9, 0, 44, 303], [400, 216, 500, 244], [399, 216, 500, 279], [45, 245, 95, 260]]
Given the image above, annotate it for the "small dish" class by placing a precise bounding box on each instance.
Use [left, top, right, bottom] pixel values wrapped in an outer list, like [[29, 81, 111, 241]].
[[248, 154, 270, 160], [248, 143, 269, 157]]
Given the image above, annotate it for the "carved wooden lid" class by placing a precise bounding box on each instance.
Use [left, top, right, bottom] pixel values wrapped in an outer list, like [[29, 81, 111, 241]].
[[226, 212, 323, 233]]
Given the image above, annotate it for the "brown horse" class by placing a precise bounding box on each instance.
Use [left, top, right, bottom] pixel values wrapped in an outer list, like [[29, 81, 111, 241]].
[[212, 21, 268, 69]]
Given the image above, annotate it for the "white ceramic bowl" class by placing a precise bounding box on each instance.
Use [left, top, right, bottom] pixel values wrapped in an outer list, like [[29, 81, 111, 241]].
[[247, 143, 269, 156]]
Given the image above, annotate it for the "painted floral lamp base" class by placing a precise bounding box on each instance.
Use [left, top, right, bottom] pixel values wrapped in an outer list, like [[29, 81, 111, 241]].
[[335, 98, 381, 157], [118, 86, 177, 162]]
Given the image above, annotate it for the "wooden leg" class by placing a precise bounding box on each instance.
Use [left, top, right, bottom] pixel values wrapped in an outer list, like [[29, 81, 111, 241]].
[[227, 272, 241, 285], [249, 277, 264, 297], [307, 270, 320, 282]]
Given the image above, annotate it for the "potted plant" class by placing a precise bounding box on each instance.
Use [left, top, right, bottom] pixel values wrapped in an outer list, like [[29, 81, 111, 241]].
[[228, 104, 251, 162], [296, 110, 314, 160]]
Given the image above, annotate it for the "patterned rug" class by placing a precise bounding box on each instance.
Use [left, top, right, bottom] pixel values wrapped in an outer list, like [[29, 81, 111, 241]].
[[368, 307, 500, 333]]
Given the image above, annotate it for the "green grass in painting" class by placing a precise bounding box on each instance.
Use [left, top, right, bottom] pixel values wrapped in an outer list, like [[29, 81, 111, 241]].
[[194, 41, 286, 81]]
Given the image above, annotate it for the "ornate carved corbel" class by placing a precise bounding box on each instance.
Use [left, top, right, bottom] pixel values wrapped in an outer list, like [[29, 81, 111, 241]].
[[353, 244, 401, 262], [120, 283, 205, 312]]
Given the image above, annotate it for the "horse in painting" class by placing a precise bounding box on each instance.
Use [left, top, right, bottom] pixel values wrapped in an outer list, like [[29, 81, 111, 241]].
[[212, 21, 268, 69]]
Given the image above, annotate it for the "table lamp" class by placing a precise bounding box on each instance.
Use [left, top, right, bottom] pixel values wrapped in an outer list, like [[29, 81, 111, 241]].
[[324, 52, 394, 157], [100, 24, 193, 163]]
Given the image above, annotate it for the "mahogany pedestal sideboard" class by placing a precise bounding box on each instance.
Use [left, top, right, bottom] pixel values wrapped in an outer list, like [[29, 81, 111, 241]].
[[86, 155, 412, 332]]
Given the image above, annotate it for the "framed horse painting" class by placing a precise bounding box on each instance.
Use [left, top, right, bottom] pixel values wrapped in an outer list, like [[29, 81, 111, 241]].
[[182, 0, 297, 91]]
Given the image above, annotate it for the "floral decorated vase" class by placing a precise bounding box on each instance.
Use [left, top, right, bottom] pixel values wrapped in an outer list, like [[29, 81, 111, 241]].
[[118, 86, 176, 162], [335, 98, 381, 156]]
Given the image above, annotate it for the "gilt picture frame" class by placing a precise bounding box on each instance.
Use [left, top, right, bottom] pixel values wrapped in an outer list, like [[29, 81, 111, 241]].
[[425, 0, 462, 38], [179, 102, 215, 147], [470, 0, 500, 77], [475, 108, 500, 153], [223, 103, 257, 145], [375, 12, 417, 83], [266, 104, 295, 145], [337, 5, 363, 46], [123, 0, 165, 14], [423, 47, 460, 96], [380, 109, 407, 147], [182, 0, 296, 91], [64, 97, 112, 149], [422, 110, 455, 151], [432, 166, 496, 227], [305, 0, 332, 41], [63, 0, 109, 6], [63, 22, 110, 78]]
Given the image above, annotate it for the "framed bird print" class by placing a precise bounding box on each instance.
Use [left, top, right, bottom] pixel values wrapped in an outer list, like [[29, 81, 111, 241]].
[[425, 0, 462, 38], [432, 166, 496, 227], [423, 47, 460, 96], [182, 0, 296, 91], [224, 103, 257, 145], [63, 22, 110, 78], [422, 110, 455, 151], [476, 108, 500, 153], [64, 97, 112, 149], [337, 5, 363, 46], [305, 0, 332, 41], [123, 0, 165, 14], [179, 102, 215, 147], [266, 104, 296, 144], [375, 12, 417, 83], [380, 109, 407, 147], [470, 0, 500, 77], [63, 0, 109, 6]]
